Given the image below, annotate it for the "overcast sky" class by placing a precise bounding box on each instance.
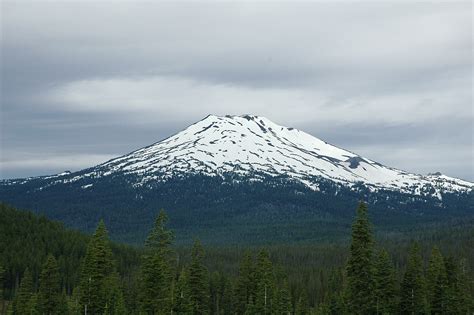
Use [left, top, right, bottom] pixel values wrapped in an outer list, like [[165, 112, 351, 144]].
[[1, 1, 473, 181]]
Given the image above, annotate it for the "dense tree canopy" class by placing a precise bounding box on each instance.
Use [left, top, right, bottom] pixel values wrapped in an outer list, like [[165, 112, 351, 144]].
[[1, 203, 473, 315]]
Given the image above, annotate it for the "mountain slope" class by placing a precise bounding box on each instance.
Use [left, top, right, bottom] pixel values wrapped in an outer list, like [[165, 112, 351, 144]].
[[1, 115, 473, 244], [6, 114, 472, 197]]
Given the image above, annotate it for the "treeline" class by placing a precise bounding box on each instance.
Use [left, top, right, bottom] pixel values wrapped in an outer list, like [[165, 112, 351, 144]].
[[0, 203, 139, 300], [4, 172, 472, 245], [1, 203, 473, 314]]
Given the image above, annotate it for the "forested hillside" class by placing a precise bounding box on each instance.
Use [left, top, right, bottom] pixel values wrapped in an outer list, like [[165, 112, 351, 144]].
[[0, 203, 472, 314], [2, 173, 473, 246]]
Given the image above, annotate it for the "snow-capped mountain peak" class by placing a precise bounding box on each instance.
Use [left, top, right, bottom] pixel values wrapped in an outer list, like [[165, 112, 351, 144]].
[[73, 114, 471, 197], [4, 115, 471, 199]]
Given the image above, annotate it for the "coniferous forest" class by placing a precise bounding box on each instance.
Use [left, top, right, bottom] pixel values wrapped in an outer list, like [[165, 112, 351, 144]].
[[0, 202, 472, 315]]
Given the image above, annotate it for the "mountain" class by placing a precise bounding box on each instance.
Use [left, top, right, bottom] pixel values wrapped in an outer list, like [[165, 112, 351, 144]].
[[1, 115, 473, 244], [5, 114, 472, 196]]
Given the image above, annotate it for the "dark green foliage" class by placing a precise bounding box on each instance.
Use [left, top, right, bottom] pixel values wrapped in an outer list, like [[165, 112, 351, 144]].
[[1, 203, 473, 314], [295, 290, 310, 315], [426, 247, 447, 314], [68, 287, 81, 314], [57, 291, 69, 315], [235, 251, 255, 314], [78, 220, 115, 315], [173, 269, 193, 314], [37, 254, 62, 315], [209, 272, 234, 315], [322, 268, 346, 315], [346, 202, 375, 314], [0, 203, 140, 302], [219, 276, 234, 315], [13, 268, 34, 315], [374, 249, 396, 314], [2, 172, 472, 246], [0, 204, 88, 299], [456, 258, 474, 314], [254, 250, 275, 314], [400, 242, 428, 314], [6, 302, 13, 315], [0, 264, 5, 314], [188, 240, 209, 315], [274, 280, 292, 315], [140, 209, 174, 314], [103, 272, 127, 315], [442, 257, 474, 315]]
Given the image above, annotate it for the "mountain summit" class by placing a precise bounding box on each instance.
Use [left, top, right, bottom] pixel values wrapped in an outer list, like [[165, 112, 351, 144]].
[[2, 114, 472, 244], [5, 114, 473, 198], [31, 114, 470, 198]]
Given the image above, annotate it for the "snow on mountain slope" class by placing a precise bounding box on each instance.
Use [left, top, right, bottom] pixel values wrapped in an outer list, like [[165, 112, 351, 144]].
[[56, 114, 472, 196], [4, 115, 473, 198]]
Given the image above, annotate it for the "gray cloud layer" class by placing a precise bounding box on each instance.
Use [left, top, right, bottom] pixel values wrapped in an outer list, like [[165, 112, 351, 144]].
[[1, 1, 473, 181]]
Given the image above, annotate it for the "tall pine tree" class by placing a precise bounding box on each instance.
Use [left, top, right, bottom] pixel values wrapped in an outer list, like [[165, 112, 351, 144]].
[[453, 258, 473, 314], [254, 250, 275, 315], [426, 247, 447, 314], [325, 268, 346, 315], [13, 268, 34, 315], [188, 240, 209, 315], [0, 264, 5, 315], [140, 209, 175, 314], [37, 254, 62, 315], [295, 290, 310, 315], [103, 272, 127, 315], [78, 220, 115, 315], [374, 249, 396, 315], [174, 269, 193, 314], [235, 251, 255, 314], [400, 242, 428, 315], [346, 202, 375, 314], [219, 275, 234, 315], [274, 280, 292, 315]]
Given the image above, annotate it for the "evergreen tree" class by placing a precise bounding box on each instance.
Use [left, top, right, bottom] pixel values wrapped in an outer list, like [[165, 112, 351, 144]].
[[209, 272, 220, 314], [13, 268, 34, 315], [235, 251, 255, 314], [327, 292, 346, 315], [254, 250, 275, 315], [57, 291, 69, 315], [6, 301, 14, 315], [346, 202, 375, 314], [140, 209, 175, 314], [69, 287, 82, 315], [455, 258, 473, 314], [274, 280, 292, 315], [374, 249, 396, 315], [295, 290, 310, 315], [174, 269, 193, 314], [400, 242, 428, 315], [78, 220, 115, 315], [219, 275, 234, 315], [315, 302, 330, 315], [27, 293, 39, 315], [103, 272, 127, 315], [244, 299, 257, 315], [325, 268, 346, 315], [37, 254, 62, 315], [209, 271, 233, 315], [188, 240, 209, 315], [0, 264, 5, 315], [426, 247, 447, 314]]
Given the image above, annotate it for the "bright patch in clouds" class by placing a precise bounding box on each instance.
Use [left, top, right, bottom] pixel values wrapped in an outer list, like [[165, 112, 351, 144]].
[[47, 76, 470, 126]]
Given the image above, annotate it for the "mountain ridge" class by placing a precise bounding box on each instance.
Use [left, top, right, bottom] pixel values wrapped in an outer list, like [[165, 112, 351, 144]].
[[1, 114, 473, 244], [4, 114, 472, 199]]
